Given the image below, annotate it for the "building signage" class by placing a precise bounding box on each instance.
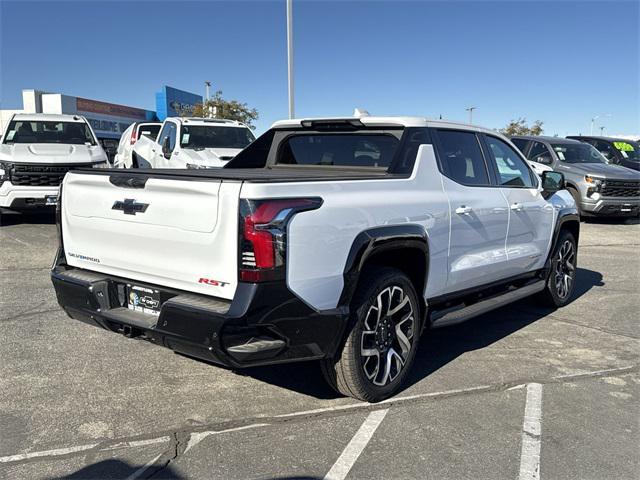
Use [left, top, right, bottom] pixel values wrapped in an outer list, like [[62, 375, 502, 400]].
[[76, 97, 148, 120]]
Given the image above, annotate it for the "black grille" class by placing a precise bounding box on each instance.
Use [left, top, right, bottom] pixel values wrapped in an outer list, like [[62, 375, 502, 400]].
[[10, 164, 88, 187], [601, 179, 640, 198]]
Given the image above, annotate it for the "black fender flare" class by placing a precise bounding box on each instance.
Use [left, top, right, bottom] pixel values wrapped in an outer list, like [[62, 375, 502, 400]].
[[338, 225, 430, 310], [543, 207, 580, 275]]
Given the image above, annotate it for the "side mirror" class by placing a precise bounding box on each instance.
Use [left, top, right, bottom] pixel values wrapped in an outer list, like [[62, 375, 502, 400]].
[[162, 136, 171, 158], [538, 155, 553, 165], [541, 171, 564, 196]]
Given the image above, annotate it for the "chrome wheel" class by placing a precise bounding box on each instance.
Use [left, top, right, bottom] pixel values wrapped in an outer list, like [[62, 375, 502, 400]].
[[554, 239, 576, 299], [360, 286, 416, 386]]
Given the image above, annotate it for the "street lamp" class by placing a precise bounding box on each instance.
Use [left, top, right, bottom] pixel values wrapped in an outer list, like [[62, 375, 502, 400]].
[[600, 126, 606, 135], [591, 114, 611, 135], [465, 106, 477, 124], [286, 0, 295, 119]]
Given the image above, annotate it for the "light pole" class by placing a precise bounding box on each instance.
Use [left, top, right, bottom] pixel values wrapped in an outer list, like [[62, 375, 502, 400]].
[[465, 106, 477, 124], [591, 114, 611, 135], [600, 126, 606, 135], [204, 81, 211, 102], [286, 0, 295, 119]]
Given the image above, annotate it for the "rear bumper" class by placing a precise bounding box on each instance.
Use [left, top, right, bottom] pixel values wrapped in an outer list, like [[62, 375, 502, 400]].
[[50, 255, 347, 368], [580, 197, 640, 216]]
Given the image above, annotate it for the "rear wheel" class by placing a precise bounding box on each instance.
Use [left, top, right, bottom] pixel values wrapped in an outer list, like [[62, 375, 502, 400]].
[[321, 267, 421, 402], [539, 230, 577, 307]]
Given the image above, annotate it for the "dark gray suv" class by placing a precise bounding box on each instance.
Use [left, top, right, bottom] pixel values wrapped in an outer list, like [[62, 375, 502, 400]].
[[512, 136, 640, 217]]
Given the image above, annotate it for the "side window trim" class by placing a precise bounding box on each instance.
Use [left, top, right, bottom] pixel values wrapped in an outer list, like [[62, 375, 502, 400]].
[[430, 128, 494, 187], [481, 133, 539, 189]]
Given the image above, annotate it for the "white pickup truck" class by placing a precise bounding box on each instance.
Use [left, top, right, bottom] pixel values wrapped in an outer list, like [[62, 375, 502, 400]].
[[130, 117, 255, 169], [51, 115, 579, 401], [0, 113, 108, 214]]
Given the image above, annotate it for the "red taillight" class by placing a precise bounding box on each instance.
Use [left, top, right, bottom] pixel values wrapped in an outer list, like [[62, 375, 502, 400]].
[[239, 198, 322, 282], [129, 127, 138, 145]]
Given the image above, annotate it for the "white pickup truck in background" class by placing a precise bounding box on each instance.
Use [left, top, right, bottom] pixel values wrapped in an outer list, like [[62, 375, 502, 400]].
[[0, 113, 108, 214], [130, 117, 255, 169], [113, 121, 161, 169]]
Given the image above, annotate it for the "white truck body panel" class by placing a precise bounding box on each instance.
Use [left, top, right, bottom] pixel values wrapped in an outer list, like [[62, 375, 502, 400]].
[[62, 173, 241, 299]]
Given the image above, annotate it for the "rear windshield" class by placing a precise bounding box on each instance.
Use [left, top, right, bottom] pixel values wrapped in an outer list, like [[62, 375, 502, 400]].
[[278, 134, 400, 168], [550, 143, 607, 164], [3, 120, 96, 145], [180, 126, 255, 150], [137, 124, 160, 140]]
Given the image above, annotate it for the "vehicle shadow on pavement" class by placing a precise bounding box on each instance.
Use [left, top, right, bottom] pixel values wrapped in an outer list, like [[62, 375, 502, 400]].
[[404, 267, 604, 391], [0, 211, 56, 226], [239, 268, 603, 399], [47, 459, 183, 480]]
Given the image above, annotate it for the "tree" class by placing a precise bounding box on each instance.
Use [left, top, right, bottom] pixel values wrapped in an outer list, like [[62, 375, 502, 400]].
[[500, 118, 544, 136], [175, 90, 259, 130]]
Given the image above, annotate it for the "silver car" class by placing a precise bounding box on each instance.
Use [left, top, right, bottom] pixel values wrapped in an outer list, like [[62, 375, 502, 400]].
[[512, 136, 640, 218]]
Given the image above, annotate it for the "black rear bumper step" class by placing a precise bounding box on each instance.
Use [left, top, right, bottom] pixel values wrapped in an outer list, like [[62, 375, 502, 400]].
[[51, 263, 347, 368]]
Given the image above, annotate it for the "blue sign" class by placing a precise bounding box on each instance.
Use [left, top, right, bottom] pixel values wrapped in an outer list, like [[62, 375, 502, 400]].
[[155, 86, 202, 121]]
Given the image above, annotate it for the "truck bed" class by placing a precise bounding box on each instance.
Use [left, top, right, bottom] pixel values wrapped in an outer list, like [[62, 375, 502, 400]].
[[75, 166, 400, 183]]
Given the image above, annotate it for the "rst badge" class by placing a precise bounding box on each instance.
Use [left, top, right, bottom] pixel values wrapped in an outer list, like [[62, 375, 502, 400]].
[[199, 278, 229, 287], [112, 199, 149, 215]]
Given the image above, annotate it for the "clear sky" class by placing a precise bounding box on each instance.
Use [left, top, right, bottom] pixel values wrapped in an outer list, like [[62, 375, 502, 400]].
[[1, 0, 638, 136]]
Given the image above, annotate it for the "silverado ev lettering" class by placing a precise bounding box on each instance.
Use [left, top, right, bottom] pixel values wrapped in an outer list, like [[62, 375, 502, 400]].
[[51, 115, 579, 402]]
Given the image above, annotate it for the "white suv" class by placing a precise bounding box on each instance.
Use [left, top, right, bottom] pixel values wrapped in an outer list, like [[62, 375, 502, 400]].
[[51, 115, 578, 401], [0, 114, 107, 214]]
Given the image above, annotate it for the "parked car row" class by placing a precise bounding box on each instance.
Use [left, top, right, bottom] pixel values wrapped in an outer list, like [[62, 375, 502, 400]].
[[114, 117, 255, 169], [511, 136, 640, 218]]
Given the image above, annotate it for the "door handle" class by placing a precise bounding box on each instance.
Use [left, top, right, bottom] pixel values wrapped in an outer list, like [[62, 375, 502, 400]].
[[510, 203, 523, 212], [455, 205, 473, 215]]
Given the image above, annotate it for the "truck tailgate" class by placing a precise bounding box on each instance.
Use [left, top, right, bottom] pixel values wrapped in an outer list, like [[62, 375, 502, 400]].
[[61, 171, 241, 299]]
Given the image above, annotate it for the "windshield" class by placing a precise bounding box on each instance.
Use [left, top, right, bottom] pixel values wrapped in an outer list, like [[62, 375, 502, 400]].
[[137, 124, 160, 140], [180, 126, 255, 150], [551, 143, 607, 164], [3, 120, 96, 145], [613, 141, 640, 162]]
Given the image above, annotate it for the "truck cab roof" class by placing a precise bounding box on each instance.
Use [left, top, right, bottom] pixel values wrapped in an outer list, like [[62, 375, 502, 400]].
[[271, 116, 506, 138]]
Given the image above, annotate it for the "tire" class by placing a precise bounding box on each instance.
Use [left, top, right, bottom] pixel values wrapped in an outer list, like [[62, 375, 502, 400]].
[[321, 267, 422, 402], [538, 230, 577, 308]]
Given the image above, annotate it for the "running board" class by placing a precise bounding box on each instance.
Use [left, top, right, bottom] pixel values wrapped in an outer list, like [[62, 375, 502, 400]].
[[430, 280, 545, 329]]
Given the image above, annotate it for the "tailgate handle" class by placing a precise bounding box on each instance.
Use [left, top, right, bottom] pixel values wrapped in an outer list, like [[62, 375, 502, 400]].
[[109, 175, 148, 189]]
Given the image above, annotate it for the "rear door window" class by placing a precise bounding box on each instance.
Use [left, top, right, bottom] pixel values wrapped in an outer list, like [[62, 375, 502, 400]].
[[433, 130, 490, 186], [137, 124, 160, 140], [484, 135, 536, 188], [277, 134, 400, 168]]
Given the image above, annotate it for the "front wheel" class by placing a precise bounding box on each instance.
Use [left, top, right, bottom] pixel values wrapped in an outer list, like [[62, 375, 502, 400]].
[[321, 267, 421, 402], [539, 230, 577, 307]]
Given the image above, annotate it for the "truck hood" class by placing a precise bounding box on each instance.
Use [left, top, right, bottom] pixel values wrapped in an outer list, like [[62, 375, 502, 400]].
[[179, 147, 242, 167], [0, 143, 108, 164], [560, 162, 640, 180]]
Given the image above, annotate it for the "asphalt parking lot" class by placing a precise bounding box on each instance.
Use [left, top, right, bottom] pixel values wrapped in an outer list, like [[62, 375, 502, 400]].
[[0, 213, 638, 480]]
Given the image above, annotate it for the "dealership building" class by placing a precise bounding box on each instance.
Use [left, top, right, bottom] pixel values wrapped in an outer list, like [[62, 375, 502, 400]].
[[0, 86, 202, 156]]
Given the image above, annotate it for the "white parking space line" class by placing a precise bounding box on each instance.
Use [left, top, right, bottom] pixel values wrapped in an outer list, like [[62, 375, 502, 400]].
[[0, 443, 100, 463], [323, 408, 389, 480], [184, 423, 271, 453], [124, 453, 162, 480], [518, 383, 543, 480]]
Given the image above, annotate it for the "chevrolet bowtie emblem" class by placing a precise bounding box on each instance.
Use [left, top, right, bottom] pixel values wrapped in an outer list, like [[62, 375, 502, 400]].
[[112, 199, 149, 215]]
